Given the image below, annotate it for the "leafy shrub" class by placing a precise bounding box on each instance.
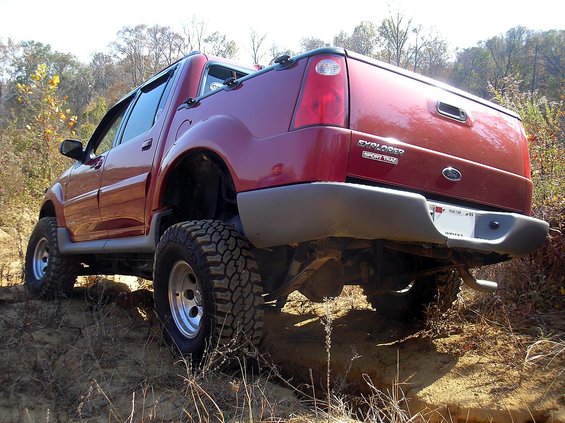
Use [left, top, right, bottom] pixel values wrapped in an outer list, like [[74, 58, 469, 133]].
[[0, 64, 76, 226], [486, 78, 564, 312]]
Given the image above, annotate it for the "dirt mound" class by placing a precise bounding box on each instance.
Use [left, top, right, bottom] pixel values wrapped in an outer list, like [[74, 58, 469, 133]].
[[0, 281, 305, 422], [262, 289, 565, 423], [0, 277, 563, 422]]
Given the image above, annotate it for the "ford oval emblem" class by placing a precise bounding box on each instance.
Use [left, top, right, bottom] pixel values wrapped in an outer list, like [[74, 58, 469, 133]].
[[442, 167, 462, 182]]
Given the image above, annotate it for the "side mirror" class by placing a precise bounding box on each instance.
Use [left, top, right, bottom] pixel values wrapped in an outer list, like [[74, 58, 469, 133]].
[[60, 139, 84, 161]]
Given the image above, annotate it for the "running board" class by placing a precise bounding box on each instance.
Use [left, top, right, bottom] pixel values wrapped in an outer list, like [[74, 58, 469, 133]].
[[58, 210, 170, 255]]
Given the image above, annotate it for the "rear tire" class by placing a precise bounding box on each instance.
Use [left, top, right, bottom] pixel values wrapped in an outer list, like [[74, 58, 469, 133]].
[[24, 217, 78, 299], [363, 270, 461, 321], [153, 220, 263, 361]]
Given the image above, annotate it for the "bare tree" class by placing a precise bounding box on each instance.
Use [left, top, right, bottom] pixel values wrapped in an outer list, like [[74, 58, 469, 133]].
[[419, 32, 450, 79], [147, 25, 168, 72], [333, 31, 351, 50], [377, 10, 412, 67], [409, 24, 424, 72], [147, 25, 184, 68], [539, 30, 565, 97], [182, 17, 207, 53], [332, 22, 378, 56], [249, 29, 268, 64], [451, 46, 493, 98], [113, 25, 150, 86], [485, 26, 530, 92], [350, 22, 379, 56], [180, 18, 239, 59]]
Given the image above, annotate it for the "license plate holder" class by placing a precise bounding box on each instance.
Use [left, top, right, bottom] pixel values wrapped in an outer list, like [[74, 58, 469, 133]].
[[429, 203, 476, 238]]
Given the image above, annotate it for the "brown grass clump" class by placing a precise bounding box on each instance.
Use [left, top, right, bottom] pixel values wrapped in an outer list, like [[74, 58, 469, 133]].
[[486, 76, 564, 314], [0, 281, 307, 422]]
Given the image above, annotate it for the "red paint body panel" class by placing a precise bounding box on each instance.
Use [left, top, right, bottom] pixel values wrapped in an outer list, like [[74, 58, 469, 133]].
[[154, 57, 350, 205], [156, 123, 351, 201], [144, 54, 208, 227], [63, 155, 108, 241], [43, 49, 536, 247], [346, 57, 531, 213], [99, 110, 162, 236], [347, 132, 530, 212]]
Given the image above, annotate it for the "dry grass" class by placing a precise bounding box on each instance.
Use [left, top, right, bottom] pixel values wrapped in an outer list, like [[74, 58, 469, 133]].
[[1, 269, 564, 422], [0, 279, 445, 422], [0, 280, 309, 422], [0, 195, 563, 422]]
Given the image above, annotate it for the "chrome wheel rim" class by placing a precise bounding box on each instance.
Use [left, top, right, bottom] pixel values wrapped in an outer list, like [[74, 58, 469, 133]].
[[32, 237, 49, 280], [168, 260, 204, 339]]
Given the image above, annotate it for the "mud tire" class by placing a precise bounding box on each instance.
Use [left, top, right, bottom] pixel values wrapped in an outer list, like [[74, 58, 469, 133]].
[[153, 220, 264, 361], [363, 270, 461, 321], [24, 217, 78, 299]]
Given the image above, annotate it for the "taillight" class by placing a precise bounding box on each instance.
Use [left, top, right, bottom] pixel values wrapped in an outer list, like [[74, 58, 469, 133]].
[[291, 55, 348, 130]]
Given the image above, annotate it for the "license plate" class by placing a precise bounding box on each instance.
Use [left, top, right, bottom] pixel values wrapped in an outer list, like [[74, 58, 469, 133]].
[[429, 203, 476, 238]]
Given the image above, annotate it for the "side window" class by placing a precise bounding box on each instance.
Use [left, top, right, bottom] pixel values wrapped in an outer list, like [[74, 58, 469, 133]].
[[88, 97, 132, 158], [94, 111, 125, 156], [119, 75, 170, 144], [202, 65, 248, 95]]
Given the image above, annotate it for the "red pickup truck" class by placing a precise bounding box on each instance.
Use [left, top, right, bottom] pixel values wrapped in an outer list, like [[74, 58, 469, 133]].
[[24, 48, 549, 358]]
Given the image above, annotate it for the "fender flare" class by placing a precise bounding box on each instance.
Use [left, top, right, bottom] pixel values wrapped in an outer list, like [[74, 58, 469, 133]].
[[154, 114, 254, 209], [40, 182, 67, 227]]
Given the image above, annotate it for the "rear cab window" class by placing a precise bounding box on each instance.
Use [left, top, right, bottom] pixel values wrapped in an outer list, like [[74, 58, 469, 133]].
[[200, 64, 250, 96]]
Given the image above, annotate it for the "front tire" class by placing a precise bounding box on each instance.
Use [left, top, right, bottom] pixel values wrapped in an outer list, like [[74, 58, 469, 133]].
[[24, 217, 78, 299], [153, 220, 264, 361]]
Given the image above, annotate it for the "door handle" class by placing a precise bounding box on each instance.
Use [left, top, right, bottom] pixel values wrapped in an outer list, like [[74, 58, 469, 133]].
[[141, 139, 153, 150], [91, 157, 104, 170], [437, 101, 468, 122]]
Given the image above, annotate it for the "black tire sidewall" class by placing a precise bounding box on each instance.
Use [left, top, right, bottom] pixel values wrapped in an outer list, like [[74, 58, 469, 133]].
[[24, 219, 51, 296], [24, 217, 77, 299], [154, 239, 214, 357]]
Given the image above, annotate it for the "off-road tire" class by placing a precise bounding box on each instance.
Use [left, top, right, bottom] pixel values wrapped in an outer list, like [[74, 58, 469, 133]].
[[363, 270, 461, 321], [153, 220, 264, 361], [24, 217, 79, 299]]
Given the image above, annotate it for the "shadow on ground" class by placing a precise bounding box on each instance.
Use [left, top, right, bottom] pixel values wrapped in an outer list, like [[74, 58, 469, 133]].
[[262, 307, 456, 396]]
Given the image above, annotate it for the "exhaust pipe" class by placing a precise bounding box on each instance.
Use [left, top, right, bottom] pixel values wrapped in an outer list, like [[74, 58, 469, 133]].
[[458, 266, 498, 293]]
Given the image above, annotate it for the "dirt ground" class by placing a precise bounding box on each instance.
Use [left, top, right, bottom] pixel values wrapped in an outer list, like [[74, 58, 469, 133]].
[[267, 290, 565, 422], [0, 279, 307, 422], [0, 235, 564, 422]]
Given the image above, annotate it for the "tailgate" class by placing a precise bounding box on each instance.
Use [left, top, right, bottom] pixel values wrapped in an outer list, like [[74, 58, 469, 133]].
[[346, 54, 532, 213]]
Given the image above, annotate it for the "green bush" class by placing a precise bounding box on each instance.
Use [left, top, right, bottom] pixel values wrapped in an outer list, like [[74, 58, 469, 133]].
[[0, 64, 76, 225]]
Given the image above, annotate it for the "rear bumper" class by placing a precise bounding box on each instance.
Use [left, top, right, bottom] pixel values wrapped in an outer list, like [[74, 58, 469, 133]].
[[237, 182, 549, 257]]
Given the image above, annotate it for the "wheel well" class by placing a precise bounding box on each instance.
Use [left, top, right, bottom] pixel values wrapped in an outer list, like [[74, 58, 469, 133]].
[[161, 151, 238, 229], [39, 201, 56, 219]]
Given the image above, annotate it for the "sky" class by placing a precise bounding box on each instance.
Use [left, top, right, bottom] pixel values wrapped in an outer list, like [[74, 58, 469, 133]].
[[0, 0, 563, 63]]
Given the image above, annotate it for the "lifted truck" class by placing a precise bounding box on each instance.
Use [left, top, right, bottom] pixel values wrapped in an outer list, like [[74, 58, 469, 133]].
[[25, 49, 549, 359]]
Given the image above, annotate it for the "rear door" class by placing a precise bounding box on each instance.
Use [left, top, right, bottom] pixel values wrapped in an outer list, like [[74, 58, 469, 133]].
[[98, 68, 175, 238]]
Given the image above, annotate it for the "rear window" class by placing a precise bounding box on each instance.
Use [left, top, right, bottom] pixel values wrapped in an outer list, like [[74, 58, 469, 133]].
[[201, 65, 248, 95]]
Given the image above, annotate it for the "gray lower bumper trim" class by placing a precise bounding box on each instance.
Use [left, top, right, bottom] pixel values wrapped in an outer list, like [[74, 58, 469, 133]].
[[237, 182, 549, 257]]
